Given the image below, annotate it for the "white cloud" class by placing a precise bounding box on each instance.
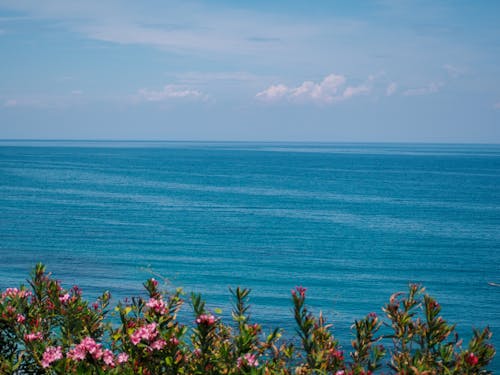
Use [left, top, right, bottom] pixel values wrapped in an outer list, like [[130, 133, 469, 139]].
[[403, 82, 443, 96], [386, 82, 397, 96], [1, 92, 93, 109], [342, 84, 370, 99], [2, 85, 205, 109], [3, 99, 17, 107], [0, 0, 322, 59], [256, 84, 289, 101], [137, 85, 207, 102], [2, 97, 59, 108], [293, 74, 346, 102], [256, 73, 372, 104], [175, 71, 263, 84], [443, 64, 465, 78]]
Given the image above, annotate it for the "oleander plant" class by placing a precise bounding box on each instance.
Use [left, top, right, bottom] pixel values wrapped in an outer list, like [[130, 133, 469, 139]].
[[0, 264, 495, 374]]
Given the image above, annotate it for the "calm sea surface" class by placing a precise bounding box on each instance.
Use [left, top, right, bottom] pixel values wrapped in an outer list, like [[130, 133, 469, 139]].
[[0, 141, 499, 369]]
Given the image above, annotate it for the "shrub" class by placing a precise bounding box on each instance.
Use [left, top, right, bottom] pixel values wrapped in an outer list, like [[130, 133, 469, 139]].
[[0, 264, 495, 374]]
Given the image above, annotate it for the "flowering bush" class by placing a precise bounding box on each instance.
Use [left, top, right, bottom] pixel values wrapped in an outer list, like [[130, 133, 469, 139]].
[[0, 264, 495, 374]]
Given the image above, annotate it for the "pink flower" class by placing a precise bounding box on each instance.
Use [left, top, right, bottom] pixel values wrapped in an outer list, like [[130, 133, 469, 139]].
[[292, 286, 307, 298], [67, 337, 104, 361], [150, 278, 158, 287], [24, 332, 43, 342], [130, 332, 141, 345], [102, 349, 115, 367], [466, 352, 479, 366], [195, 314, 216, 326], [81, 337, 97, 350], [5, 305, 15, 315], [59, 293, 70, 304], [245, 353, 259, 367], [2, 288, 18, 298], [329, 349, 344, 361], [150, 339, 166, 351], [83, 338, 103, 360], [250, 323, 260, 334], [169, 337, 179, 346], [335, 371, 345, 375], [91, 346, 103, 360], [54, 281, 62, 291], [1, 288, 19, 299], [16, 314, 25, 323], [117, 352, 129, 364], [236, 358, 243, 368], [1, 288, 32, 300], [146, 297, 166, 314], [21, 289, 32, 298], [130, 322, 158, 345], [67, 345, 86, 361], [237, 353, 259, 368], [42, 346, 62, 368]]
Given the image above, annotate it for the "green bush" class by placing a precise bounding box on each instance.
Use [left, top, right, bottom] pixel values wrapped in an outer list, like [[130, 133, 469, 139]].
[[0, 264, 495, 374]]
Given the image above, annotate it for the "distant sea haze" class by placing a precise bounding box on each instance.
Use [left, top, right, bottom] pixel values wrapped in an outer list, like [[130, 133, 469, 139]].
[[0, 141, 499, 370]]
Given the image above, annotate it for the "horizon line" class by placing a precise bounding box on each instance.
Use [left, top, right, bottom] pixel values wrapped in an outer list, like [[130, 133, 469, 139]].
[[1, 139, 499, 146]]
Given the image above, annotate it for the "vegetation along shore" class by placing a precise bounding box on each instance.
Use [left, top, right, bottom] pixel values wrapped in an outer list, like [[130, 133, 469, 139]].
[[0, 264, 495, 374]]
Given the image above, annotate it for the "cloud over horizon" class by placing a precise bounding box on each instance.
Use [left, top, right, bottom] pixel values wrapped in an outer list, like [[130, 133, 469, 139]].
[[137, 85, 207, 102], [256, 73, 372, 104], [386, 82, 398, 96], [0, 0, 499, 142], [3, 99, 17, 107], [403, 82, 444, 96], [443, 64, 465, 78]]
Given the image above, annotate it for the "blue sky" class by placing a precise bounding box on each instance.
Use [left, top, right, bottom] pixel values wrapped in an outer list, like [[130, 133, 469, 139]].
[[0, 0, 499, 142]]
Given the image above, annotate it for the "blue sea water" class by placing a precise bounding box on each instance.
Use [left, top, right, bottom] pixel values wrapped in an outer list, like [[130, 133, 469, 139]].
[[0, 141, 499, 369]]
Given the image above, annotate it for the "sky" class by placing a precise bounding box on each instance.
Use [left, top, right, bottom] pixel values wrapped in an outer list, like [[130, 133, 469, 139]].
[[0, 0, 499, 142]]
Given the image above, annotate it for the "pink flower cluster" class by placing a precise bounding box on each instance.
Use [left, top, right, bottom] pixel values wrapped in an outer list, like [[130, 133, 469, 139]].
[[129, 322, 167, 352], [42, 346, 62, 368], [1, 287, 32, 300], [67, 337, 115, 367], [195, 314, 216, 326], [117, 352, 129, 364], [130, 322, 161, 346], [24, 332, 43, 342], [146, 297, 166, 314], [59, 293, 71, 304], [48, 337, 128, 368], [237, 353, 259, 368], [150, 339, 166, 351]]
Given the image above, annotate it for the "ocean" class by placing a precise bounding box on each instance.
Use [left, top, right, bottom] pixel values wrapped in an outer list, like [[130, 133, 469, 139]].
[[0, 141, 499, 369]]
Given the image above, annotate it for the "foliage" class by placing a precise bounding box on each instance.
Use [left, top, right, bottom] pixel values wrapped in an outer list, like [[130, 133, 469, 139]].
[[0, 264, 495, 374]]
